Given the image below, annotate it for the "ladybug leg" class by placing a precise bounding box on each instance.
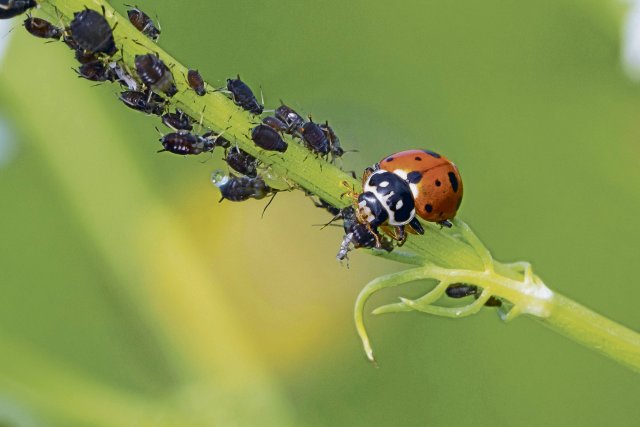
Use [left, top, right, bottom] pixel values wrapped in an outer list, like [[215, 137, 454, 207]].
[[339, 180, 358, 202], [408, 217, 425, 235], [361, 167, 374, 186], [438, 220, 453, 228], [364, 223, 383, 248], [395, 226, 407, 247]]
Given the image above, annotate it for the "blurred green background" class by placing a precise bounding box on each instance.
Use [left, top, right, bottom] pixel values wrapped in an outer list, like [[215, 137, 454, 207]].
[[0, 0, 639, 425]]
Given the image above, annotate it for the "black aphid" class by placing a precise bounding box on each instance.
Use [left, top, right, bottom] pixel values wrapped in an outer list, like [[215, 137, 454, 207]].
[[225, 147, 258, 178], [126, 5, 160, 41], [187, 69, 206, 96], [69, 7, 117, 56], [161, 109, 193, 131], [212, 171, 273, 202], [23, 17, 63, 40], [158, 131, 215, 155], [275, 103, 304, 134], [300, 119, 330, 156], [135, 53, 177, 97], [226, 75, 263, 115], [0, 0, 37, 20], [119, 90, 165, 116], [76, 61, 116, 82], [251, 124, 287, 152]]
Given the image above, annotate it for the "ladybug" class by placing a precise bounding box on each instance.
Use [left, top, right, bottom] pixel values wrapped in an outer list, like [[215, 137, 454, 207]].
[[354, 169, 424, 247], [376, 149, 463, 227]]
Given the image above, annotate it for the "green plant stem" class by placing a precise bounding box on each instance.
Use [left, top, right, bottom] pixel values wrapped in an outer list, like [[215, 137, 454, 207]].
[[36, 0, 640, 374], [538, 294, 640, 373]]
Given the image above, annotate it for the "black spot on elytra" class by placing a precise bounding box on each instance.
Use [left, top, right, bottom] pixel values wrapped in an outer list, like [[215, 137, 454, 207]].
[[385, 156, 394, 162], [435, 179, 441, 187], [423, 150, 441, 158], [407, 171, 422, 184], [425, 204, 433, 213], [448, 172, 459, 192], [414, 156, 422, 161]]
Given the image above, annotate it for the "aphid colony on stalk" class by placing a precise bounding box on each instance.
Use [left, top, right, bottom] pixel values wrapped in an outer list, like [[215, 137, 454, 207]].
[[15, 3, 466, 263]]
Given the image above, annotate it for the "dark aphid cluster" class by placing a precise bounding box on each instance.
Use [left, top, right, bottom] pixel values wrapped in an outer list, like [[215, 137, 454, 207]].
[[18, 3, 362, 259], [226, 75, 263, 115], [126, 5, 160, 41], [0, 0, 36, 20], [135, 53, 177, 97], [262, 104, 346, 162]]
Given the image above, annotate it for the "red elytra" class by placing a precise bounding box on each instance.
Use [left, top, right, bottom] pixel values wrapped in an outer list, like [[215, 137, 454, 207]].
[[377, 149, 463, 222]]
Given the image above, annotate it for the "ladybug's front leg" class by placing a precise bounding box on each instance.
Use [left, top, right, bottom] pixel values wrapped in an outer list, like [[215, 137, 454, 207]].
[[365, 223, 383, 248], [395, 225, 407, 247]]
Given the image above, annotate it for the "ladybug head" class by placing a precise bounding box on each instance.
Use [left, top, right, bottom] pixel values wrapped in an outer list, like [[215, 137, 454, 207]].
[[357, 192, 388, 228]]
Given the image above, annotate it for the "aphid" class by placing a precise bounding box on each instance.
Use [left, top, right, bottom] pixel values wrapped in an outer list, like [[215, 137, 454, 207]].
[[300, 119, 330, 156], [211, 171, 273, 202], [0, 0, 37, 20], [225, 147, 258, 178], [23, 17, 64, 40], [262, 116, 288, 133], [69, 7, 117, 56], [337, 207, 393, 261], [76, 61, 116, 82], [446, 284, 479, 299], [251, 124, 287, 152], [274, 103, 304, 134], [187, 69, 206, 96], [226, 75, 263, 115], [135, 53, 177, 97], [446, 284, 502, 307], [161, 109, 193, 131], [72, 45, 98, 64], [109, 62, 139, 91], [319, 121, 345, 160], [119, 90, 165, 116], [126, 5, 160, 41], [213, 134, 231, 150], [377, 149, 463, 226], [158, 131, 215, 155]]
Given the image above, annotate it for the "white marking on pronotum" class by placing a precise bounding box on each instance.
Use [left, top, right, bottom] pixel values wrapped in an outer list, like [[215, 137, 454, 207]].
[[378, 181, 389, 188], [395, 200, 403, 210]]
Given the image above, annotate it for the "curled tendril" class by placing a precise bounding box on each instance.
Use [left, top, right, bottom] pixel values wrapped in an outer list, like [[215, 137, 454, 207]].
[[354, 218, 554, 363]]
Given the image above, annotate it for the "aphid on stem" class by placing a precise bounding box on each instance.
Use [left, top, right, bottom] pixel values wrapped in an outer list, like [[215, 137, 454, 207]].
[[125, 4, 160, 41]]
